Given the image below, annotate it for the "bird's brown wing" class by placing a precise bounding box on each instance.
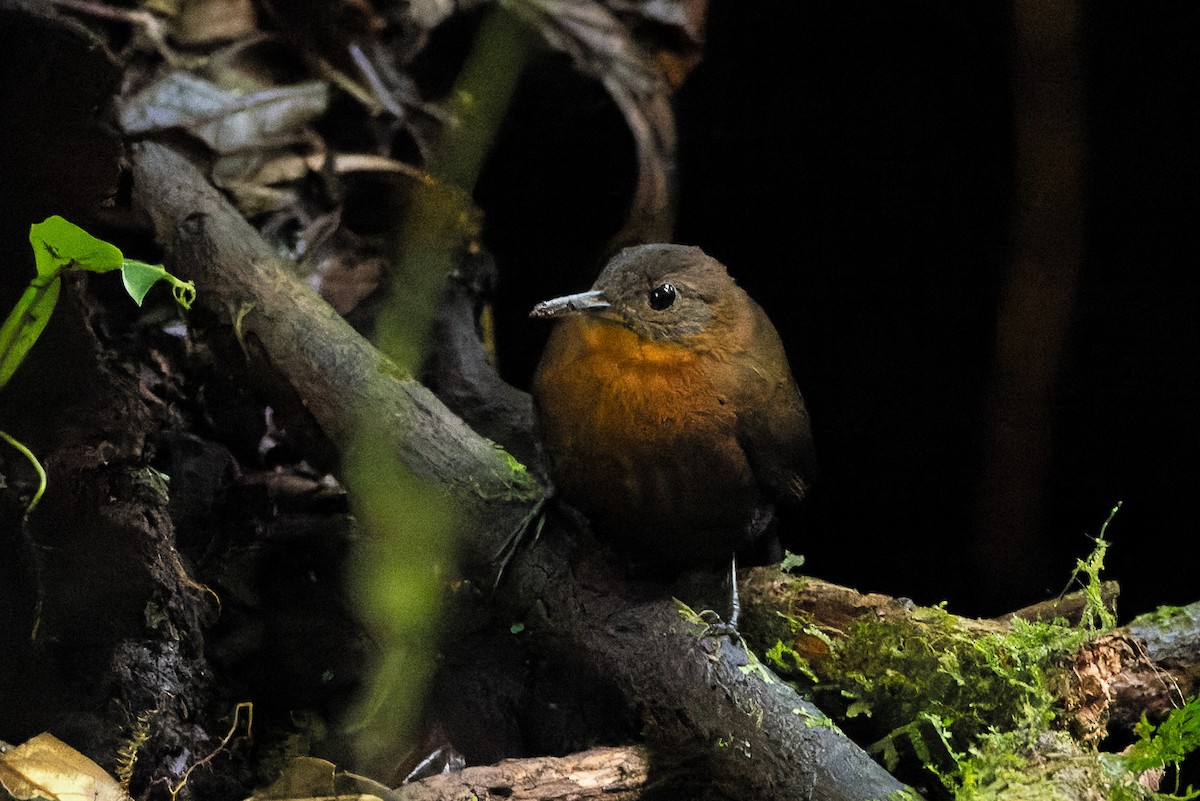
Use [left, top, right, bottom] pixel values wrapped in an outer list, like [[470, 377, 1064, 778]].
[[736, 377, 815, 503], [732, 306, 817, 504]]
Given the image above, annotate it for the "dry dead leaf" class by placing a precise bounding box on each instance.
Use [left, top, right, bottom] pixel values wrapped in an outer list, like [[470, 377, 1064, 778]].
[[505, 0, 678, 244], [610, 0, 709, 89], [0, 733, 130, 801], [118, 71, 329, 154], [173, 0, 259, 45], [318, 252, 385, 314], [615, 0, 707, 41], [246, 756, 392, 801], [118, 70, 331, 200]]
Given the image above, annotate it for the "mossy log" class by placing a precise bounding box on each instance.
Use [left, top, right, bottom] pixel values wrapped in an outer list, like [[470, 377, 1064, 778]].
[[738, 571, 1198, 743]]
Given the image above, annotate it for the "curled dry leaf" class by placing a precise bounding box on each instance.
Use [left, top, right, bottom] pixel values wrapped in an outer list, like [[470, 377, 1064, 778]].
[[0, 733, 130, 801], [609, 0, 709, 88], [506, 0, 678, 245], [118, 71, 330, 155], [118, 70, 331, 207]]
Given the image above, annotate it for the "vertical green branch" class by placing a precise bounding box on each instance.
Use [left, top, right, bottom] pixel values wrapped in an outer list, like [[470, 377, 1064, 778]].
[[348, 6, 536, 769], [343, 418, 453, 771], [375, 6, 536, 373], [428, 5, 536, 191]]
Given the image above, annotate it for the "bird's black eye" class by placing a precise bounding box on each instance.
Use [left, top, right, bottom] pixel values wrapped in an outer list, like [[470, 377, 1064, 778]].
[[648, 282, 676, 311]]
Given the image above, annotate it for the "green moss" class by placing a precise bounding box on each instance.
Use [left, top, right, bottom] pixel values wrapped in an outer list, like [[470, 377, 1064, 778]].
[[795, 707, 840, 731], [1130, 604, 1200, 632], [1069, 502, 1122, 632], [888, 789, 925, 801], [673, 597, 709, 628], [765, 638, 820, 683], [728, 504, 1200, 800], [812, 607, 1071, 757], [950, 715, 1200, 801], [495, 444, 529, 480], [766, 522, 1152, 797], [955, 729, 1110, 801], [940, 632, 1200, 799]]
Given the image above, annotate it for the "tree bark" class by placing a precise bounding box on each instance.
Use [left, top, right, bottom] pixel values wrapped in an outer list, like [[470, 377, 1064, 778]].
[[393, 745, 650, 801]]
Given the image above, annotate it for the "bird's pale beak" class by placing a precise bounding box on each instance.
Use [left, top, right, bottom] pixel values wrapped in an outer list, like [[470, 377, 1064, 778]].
[[530, 289, 610, 319]]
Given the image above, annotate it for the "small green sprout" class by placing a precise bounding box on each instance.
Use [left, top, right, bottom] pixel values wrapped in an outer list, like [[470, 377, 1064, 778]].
[[0, 216, 194, 516]]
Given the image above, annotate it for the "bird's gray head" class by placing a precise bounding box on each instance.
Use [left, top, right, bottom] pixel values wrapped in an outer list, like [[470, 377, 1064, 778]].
[[530, 244, 741, 342]]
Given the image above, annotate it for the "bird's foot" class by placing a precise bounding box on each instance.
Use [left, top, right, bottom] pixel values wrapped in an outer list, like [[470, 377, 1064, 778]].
[[698, 608, 745, 647], [490, 491, 550, 591], [700, 553, 744, 643]]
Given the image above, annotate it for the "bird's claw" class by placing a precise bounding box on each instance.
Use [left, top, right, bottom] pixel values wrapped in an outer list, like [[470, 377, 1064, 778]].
[[490, 492, 550, 591], [698, 609, 744, 647]]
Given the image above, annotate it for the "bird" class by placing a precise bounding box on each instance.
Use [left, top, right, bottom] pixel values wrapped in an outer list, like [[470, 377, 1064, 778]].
[[529, 244, 815, 574]]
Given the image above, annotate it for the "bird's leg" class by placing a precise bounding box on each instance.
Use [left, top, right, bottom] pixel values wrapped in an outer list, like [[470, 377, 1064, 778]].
[[728, 552, 741, 631], [699, 553, 743, 644]]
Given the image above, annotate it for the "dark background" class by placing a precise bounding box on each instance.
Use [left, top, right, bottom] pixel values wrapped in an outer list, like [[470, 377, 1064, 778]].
[[473, 2, 1200, 618]]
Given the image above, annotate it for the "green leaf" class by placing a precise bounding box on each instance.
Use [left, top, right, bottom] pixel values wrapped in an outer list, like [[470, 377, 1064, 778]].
[[121, 260, 196, 309], [29, 215, 123, 277], [0, 276, 61, 390], [2, 218, 194, 392], [780, 550, 806, 573]]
